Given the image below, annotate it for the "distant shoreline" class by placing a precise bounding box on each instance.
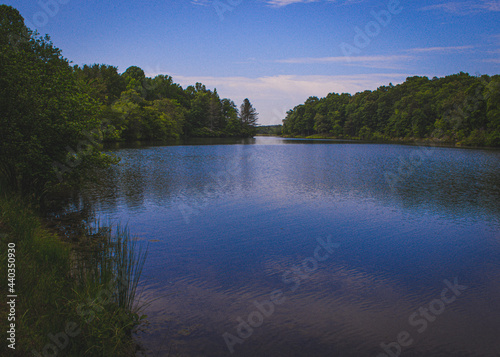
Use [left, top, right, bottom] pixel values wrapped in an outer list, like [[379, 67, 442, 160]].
[[279, 135, 500, 149]]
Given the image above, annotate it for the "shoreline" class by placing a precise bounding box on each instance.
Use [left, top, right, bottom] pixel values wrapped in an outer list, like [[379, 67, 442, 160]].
[[279, 135, 500, 149], [0, 195, 145, 356]]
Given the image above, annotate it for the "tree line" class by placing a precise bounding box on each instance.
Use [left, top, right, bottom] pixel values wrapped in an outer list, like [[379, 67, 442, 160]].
[[256, 125, 283, 136], [75, 64, 259, 141], [0, 5, 258, 197], [282, 73, 500, 147]]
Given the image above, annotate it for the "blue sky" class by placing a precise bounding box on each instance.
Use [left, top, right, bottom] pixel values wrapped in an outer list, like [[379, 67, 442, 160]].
[[6, 0, 500, 124]]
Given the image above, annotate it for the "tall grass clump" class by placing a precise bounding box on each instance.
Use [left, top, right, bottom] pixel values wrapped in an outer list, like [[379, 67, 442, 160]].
[[69, 222, 148, 356], [0, 194, 148, 356], [74, 222, 148, 310]]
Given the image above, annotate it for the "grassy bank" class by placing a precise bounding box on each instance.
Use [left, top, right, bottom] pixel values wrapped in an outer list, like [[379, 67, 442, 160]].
[[282, 134, 499, 148], [0, 195, 147, 356]]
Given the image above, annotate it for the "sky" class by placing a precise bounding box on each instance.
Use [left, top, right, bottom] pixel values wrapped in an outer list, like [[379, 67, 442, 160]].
[[5, 0, 500, 125]]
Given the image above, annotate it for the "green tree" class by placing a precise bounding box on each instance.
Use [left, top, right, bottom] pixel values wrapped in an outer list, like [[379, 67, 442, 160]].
[[122, 65, 146, 94], [146, 98, 186, 139], [0, 5, 116, 197], [239, 98, 259, 137], [111, 89, 147, 141], [313, 113, 329, 134], [74, 64, 126, 105], [208, 89, 223, 131], [222, 99, 241, 136]]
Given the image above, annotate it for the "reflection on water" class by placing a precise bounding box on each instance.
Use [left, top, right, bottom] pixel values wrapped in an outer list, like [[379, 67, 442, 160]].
[[76, 137, 500, 356]]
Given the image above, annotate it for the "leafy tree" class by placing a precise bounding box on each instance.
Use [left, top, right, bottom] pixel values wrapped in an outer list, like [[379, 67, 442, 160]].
[[74, 64, 126, 104], [146, 98, 185, 139], [0, 5, 116, 197], [143, 74, 188, 106], [122, 65, 147, 95], [123, 66, 146, 84], [208, 89, 223, 131], [187, 90, 211, 136], [313, 113, 329, 134], [222, 99, 241, 136], [111, 89, 146, 141]]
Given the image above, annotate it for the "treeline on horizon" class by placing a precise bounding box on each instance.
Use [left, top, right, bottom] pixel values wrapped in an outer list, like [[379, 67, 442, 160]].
[[282, 73, 500, 147], [75, 64, 259, 141], [256, 125, 283, 136]]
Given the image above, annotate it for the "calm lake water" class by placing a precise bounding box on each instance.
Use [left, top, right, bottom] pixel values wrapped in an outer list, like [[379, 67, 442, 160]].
[[78, 137, 499, 357]]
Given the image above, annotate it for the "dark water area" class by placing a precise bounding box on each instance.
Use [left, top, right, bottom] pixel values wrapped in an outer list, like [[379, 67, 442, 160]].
[[72, 137, 499, 356]]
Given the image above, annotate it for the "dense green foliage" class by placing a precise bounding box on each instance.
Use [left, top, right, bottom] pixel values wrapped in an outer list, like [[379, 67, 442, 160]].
[[0, 6, 116, 197], [283, 73, 500, 146], [75, 66, 259, 141]]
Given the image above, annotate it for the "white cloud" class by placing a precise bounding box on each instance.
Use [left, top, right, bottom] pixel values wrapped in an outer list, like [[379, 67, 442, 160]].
[[405, 46, 474, 53], [275, 55, 412, 64], [483, 58, 500, 63], [266, 0, 319, 7], [420, 1, 500, 15], [265, 0, 362, 8], [274, 55, 413, 69], [190, 0, 211, 6]]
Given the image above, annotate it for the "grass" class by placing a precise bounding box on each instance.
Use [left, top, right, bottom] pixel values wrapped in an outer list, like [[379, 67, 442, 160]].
[[0, 194, 148, 356]]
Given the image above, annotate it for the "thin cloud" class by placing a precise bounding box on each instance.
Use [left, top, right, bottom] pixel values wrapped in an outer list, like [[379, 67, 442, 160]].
[[266, 0, 319, 7], [266, 0, 362, 8], [483, 58, 500, 63], [491, 34, 500, 45], [406, 46, 474, 53], [274, 55, 413, 69], [420, 1, 500, 15], [276, 55, 412, 64], [190, 0, 211, 6]]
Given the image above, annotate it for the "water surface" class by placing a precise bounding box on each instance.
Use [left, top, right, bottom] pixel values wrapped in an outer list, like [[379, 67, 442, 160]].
[[80, 137, 500, 357]]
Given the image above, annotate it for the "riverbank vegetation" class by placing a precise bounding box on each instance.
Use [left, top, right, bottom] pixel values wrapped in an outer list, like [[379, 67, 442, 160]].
[[1, 5, 148, 355], [282, 73, 500, 147], [0, 195, 147, 356]]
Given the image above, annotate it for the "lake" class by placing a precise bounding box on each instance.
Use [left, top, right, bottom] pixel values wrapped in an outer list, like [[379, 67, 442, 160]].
[[77, 137, 500, 356]]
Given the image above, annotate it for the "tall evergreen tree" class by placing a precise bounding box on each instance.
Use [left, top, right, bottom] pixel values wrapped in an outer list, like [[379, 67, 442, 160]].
[[239, 98, 258, 137]]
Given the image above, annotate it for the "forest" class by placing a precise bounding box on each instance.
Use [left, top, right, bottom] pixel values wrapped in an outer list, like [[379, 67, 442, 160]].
[[282, 73, 500, 147], [76, 65, 259, 141]]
